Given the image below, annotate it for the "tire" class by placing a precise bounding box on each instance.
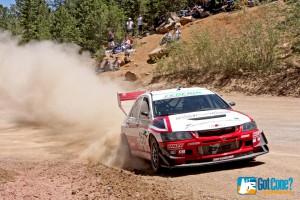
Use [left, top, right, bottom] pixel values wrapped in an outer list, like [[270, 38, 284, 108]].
[[150, 136, 162, 173]]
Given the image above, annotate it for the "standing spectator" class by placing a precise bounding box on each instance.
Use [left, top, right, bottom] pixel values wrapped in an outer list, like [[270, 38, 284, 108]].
[[108, 31, 115, 49], [137, 14, 143, 36], [126, 18, 134, 36], [173, 26, 181, 41]]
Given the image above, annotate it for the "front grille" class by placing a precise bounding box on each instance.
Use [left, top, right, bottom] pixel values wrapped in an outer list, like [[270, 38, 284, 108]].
[[195, 126, 238, 137], [198, 140, 241, 155]]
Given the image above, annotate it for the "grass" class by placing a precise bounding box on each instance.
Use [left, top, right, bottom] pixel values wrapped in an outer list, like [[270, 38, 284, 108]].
[[154, 10, 280, 78]]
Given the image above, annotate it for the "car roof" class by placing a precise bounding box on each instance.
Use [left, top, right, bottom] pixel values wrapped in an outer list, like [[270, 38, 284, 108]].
[[148, 87, 215, 101]]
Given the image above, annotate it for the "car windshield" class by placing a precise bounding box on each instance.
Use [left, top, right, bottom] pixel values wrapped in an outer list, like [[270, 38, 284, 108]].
[[153, 94, 231, 117]]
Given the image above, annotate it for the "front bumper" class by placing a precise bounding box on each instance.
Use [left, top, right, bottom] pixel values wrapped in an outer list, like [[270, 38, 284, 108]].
[[161, 146, 268, 168], [158, 131, 269, 169]]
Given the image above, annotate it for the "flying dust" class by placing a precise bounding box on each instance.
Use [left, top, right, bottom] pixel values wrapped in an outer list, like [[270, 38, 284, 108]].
[[0, 32, 134, 168]]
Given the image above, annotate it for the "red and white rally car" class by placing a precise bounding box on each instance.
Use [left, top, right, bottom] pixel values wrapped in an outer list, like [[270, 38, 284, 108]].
[[118, 87, 269, 172]]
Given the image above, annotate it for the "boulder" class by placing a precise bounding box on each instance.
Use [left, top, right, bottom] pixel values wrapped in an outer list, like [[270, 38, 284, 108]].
[[149, 46, 169, 60], [156, 25, 169, 34], [179, 16, 192, 26], [165, 12, 179, 22], [125, 71, 138, 81]]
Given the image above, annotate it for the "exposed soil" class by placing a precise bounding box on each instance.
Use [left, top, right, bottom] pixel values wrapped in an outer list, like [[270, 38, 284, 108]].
[[105, 2, 300, 97], [0, 94, 299, 199], [0, 2, 299, 200]]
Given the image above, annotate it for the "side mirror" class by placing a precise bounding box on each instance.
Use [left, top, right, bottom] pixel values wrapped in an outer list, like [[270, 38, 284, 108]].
[[141, 111, 149, 116], [229, 102, 236, 106]]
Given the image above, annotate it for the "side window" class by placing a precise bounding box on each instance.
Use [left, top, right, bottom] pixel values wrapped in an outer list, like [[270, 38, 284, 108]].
[[140, 97, 150, 119], [130, 98, 143, 118]]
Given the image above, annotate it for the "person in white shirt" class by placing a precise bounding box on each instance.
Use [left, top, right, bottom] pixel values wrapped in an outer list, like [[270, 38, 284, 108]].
[[137, 14, 143, 36], [160, 30, 173, 45], [174, 27, 182, 41], [126, 18, 134, 36]]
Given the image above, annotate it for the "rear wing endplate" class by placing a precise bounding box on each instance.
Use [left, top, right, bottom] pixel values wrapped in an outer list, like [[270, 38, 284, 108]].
[[117, 91, 146, 115]]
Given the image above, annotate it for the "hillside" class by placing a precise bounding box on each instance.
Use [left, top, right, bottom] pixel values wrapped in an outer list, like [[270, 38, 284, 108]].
[[100, 1, 300, 97]]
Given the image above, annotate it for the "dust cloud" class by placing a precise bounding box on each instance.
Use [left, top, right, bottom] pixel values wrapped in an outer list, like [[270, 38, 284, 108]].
[[0, 31, 130, 167]]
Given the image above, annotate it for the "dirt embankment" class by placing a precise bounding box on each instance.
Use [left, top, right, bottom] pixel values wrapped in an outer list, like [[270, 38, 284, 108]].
[[106, 2, 300, 97], [0, 2, 299, 200]]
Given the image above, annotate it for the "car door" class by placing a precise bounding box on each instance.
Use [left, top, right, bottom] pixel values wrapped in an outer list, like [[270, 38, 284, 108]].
[[124, 97, 143, 152], [137, 97, 152, 153]]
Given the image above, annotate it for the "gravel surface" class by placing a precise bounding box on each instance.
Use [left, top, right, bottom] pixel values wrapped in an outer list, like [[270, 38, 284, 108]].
[[0, 94, 299, 200]]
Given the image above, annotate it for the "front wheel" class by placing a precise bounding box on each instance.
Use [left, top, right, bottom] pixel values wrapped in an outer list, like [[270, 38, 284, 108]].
[[150, 136, 162, 173]]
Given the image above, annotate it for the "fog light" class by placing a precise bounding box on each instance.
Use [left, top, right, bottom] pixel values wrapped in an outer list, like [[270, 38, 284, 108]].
[[170, 150, 176, 155]]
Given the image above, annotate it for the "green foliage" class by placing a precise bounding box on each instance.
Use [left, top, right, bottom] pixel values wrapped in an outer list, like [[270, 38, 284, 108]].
[[120, 0, 141, 19], [155, 14, 279, 77], [143, 0, 187, 29], [0, 5, 9, 30], [16, 0, 51, 43], [0, 5, 22, 35], [50, 4, 80, 43]]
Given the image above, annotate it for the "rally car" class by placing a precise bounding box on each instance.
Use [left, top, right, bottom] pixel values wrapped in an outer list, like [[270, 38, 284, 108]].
[[117, 87, 269, 172]]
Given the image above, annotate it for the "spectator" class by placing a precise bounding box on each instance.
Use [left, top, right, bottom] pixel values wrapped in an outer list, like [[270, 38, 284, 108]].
[[173, 27, 181, 41], [108, 31, 115, 49], [179, 6, 192, 17], [112, 57, 120, 71], [126, 18, 134, 36], [137, 14, 143, 36], [160, 30, 172, 45], [125, 37, 133, 49], [99, 58, 112, 73], [199, 0, 208, 11], [124, 50, 131, 64], [192, 3, 204, 18]]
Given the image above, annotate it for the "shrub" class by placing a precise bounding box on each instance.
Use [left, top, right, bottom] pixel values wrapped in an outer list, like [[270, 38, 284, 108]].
[[155, 13, 279, 77]]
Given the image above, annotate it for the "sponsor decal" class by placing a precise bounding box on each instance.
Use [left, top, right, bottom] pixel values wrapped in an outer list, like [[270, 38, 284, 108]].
[[241, 134, 250, 138], [185, 118, 241, 130], [167, 143, 184, 150], [237, 177, 294, 195], [175, 110, 229, 120], [213, 155, 234, 161], [164, 91, 202, 99], [187, 142, 201, 146]]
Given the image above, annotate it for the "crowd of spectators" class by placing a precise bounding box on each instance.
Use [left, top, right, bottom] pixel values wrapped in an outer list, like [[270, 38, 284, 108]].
[[98, 0, 257, 73]]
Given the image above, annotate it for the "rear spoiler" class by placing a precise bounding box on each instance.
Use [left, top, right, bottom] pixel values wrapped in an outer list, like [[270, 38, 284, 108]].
[[117, 91, 146, 115]]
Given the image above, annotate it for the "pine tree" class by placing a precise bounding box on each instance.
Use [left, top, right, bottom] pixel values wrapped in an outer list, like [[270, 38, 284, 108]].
[[17, 0, 39, 43], [51, 4, 80, 43], [0, 5, 9, 30], [36, 0, 51, 40], [119, 0, 140, 20], [73, 0, 125, 53]]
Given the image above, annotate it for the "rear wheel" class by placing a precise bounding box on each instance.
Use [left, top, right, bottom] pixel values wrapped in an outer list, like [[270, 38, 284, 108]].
[[150, 136, 162, 173]]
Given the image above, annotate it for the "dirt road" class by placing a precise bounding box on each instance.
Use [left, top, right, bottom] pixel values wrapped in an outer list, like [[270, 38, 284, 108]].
[[0, 94, 299, 200]]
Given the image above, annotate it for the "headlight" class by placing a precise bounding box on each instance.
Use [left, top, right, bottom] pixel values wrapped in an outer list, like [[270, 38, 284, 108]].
[[242, 121, 257, 131], [161, 131, 193, 142]]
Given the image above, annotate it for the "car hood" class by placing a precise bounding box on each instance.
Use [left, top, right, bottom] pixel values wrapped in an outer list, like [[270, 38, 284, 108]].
[[168, 109, 251, 131]]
